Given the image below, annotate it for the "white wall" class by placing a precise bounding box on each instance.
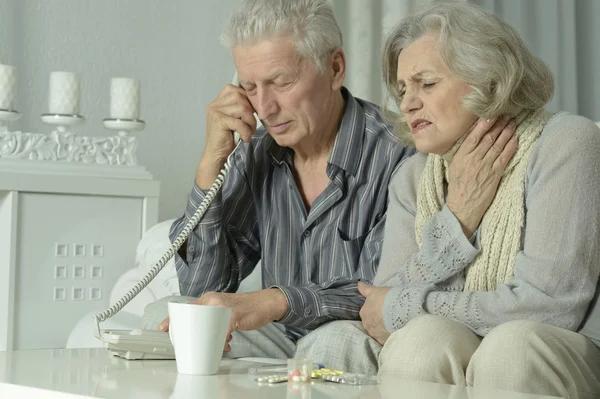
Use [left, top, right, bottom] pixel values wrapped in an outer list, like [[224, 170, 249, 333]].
[[0, 0, 241, 221]]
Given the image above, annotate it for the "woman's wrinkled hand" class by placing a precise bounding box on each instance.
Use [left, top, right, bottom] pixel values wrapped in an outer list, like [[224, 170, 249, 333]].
[[447, 116, 517, 237]]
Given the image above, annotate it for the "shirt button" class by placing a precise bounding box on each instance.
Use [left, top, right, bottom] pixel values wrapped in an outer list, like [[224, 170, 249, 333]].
[[303, 230, 311, 238], [188, 245, 195, 251], [304, 308, 311, 315]]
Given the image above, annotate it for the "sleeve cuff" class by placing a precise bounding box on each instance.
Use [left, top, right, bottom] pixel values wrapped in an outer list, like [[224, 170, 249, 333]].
[[184, 182, 224, 224], [271, 285, 321, 327], [382, 285, 429, 333], [439, 205, 480, 261], [382, 287, 402, 333], [469, 226, 481, 250]]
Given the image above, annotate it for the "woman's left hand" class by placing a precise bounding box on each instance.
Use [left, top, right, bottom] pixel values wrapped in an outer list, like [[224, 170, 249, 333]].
[[358, 281, 391, 345]]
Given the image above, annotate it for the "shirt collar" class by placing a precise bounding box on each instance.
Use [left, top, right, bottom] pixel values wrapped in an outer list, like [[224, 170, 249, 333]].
[[267, 86, 365, 177], [327, 87, 364, 177]]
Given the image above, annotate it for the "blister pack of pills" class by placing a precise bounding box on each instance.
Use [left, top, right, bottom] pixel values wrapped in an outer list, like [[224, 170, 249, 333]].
[[254, 374, 288, 384], [251, 359, 378, 386], [309, 368, 344, 379], [322, 373, 379, 385]]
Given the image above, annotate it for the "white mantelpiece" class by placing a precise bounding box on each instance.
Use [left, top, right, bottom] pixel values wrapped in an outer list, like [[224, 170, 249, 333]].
[[0, 148, 160, 351], [0, 126, 140, 167]]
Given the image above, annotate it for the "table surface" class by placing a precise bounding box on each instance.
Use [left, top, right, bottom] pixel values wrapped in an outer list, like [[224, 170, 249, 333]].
[[0, 348, 560, 398]]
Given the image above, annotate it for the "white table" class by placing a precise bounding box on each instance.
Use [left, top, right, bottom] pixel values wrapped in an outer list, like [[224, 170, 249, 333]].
[[0, 348, 559, 398]]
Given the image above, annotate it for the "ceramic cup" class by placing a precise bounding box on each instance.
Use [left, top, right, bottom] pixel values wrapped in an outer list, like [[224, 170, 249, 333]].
[[168, 302, 232, 375]]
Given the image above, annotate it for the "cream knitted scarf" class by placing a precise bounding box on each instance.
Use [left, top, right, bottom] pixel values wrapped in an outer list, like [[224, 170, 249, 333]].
[[415, 108, 553, 291]]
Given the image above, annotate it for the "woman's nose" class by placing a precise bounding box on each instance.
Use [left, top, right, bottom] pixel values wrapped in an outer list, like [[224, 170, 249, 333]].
[[400, 89, 423, 115]]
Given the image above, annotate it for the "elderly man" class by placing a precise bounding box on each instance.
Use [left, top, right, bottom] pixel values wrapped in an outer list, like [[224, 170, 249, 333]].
[[158, 0, 414, 360]]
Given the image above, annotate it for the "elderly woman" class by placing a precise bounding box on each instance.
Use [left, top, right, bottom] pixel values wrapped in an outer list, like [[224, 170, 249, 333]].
[[354, 2, 600, 397]]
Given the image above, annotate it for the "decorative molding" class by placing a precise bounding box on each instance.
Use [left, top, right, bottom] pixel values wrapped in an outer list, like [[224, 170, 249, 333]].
[[0, 126, 138, 166]]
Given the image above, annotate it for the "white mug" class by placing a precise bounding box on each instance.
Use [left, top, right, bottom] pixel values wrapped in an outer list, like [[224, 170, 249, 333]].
[[168, 302, 232, 375]]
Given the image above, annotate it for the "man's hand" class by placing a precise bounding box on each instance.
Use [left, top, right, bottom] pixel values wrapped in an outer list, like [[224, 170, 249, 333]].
[[158, 288, 288, 352], [196, 83, 257, 189], [358, 281, 391, 346]]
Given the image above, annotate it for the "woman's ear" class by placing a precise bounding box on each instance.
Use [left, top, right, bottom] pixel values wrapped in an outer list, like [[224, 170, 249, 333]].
[[329, 48, 346, 91]]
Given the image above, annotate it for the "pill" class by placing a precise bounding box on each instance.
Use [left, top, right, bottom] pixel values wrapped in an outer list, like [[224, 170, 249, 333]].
[[292, 376, 302, 382]]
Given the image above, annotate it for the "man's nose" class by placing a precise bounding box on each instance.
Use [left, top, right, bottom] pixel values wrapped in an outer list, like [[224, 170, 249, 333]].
[[254, 88, 278, 120]]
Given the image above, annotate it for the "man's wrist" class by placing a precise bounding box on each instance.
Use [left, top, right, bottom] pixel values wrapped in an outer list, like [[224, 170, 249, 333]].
[[196, 155, 226, 189], [266, 287, 289, 321]]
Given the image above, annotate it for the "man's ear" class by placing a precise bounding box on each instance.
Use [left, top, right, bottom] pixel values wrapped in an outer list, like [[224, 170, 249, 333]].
[[329, 48, 346, 91]]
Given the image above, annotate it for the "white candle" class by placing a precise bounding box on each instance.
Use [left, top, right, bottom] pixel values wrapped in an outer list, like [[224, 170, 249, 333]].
[[48, 71, 80, 115], [0, 64, 17, 110], [110, 77, 140, 120]]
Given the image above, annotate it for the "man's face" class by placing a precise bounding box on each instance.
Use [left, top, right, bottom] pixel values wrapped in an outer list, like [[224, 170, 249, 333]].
[[233, 36, 340, 148]]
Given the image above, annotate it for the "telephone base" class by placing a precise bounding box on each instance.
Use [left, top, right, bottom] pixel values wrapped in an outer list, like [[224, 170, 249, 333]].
[[99, 329, 175, 360], [107, 347, 175, 360]]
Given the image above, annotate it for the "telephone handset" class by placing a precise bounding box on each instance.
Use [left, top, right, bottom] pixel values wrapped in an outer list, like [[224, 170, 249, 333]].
[[93, 73, 247, 359], [231, 71, 243, 145]]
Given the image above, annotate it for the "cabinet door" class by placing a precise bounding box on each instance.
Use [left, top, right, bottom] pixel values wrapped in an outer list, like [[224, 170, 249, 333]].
[[14, 192, 142, 350]]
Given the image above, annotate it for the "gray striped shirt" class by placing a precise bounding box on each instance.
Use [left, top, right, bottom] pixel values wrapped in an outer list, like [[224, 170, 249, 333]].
[[170, 88, 415, 338]]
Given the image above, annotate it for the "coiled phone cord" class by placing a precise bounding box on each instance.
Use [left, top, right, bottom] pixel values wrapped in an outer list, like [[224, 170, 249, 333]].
[[92, 141, 242, 338]]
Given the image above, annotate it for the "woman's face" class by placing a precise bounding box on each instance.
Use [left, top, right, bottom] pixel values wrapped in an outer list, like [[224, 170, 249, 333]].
[[397, 34, 478, 154]]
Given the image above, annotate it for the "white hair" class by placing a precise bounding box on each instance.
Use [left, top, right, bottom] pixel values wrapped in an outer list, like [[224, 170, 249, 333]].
[[382, 2, 554, 141], [221, 0, 342, 73]]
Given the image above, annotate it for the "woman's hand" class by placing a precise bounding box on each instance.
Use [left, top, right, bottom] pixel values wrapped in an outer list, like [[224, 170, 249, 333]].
[[446, 116, 517, 237], [358, 281, 391, 345]]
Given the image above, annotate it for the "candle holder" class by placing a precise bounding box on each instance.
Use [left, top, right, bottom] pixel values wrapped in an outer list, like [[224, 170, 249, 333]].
[[0, 108, 21, 130], [102, 118, 145, 165], [40, 113, 85, 133], [102, 118, 145, 137]]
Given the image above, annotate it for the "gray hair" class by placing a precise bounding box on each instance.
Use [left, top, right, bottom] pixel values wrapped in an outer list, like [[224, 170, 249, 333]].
[[382, 2, 554, 141], [221, 0, 343, 73]]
